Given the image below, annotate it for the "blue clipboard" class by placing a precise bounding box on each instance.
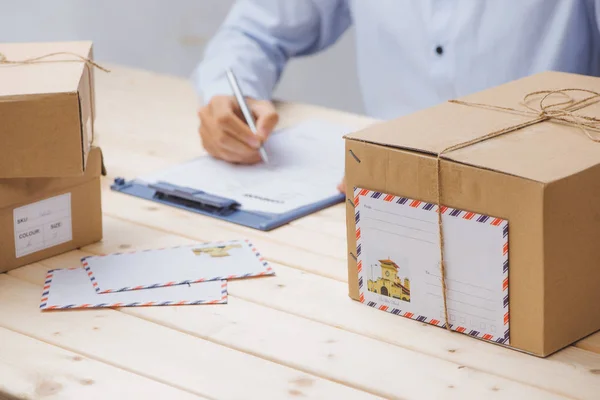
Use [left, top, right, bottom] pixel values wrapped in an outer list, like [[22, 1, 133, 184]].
[[110, 177, 345, 231]]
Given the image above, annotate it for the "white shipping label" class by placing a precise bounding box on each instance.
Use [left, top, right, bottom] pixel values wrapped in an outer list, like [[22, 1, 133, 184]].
[[354, 187, 509, 344], [13, 193, 73, 258]]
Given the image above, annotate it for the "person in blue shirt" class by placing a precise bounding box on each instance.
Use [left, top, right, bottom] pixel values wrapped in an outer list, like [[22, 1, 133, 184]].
[[194, 0, 600, 191]]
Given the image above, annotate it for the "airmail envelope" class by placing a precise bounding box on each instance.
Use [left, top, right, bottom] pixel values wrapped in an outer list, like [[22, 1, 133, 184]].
[[40, 268, 227, 310], [82, 239, 274, 293]]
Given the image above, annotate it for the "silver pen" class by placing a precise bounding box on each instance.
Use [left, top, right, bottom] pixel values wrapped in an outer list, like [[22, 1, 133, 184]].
[[225, 68, 269, 164]]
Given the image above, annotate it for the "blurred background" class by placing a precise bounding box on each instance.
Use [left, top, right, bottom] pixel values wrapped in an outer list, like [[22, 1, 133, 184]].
[[2, 0, 364, 113]]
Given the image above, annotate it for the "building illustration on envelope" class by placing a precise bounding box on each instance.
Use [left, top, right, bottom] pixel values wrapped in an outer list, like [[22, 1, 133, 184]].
[[192, 244, 242, 258], [367, 259, 411, 302]]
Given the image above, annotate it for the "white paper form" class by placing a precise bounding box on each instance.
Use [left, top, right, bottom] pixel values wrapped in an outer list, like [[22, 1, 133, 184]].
[[137, 119, 353, 214], [13, 193, 73, 258], [40, 268, 227, 310], [354, 188, 509, 344], [83, 240, 274, 293]]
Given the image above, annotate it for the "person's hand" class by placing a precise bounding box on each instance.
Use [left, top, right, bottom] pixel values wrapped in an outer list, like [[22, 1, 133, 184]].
[[337, 176, 346, 193], [198, 95, 279, 164]]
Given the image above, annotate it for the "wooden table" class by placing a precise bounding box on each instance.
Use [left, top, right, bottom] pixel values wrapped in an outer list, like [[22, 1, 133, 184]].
[[1, 65, 600, 400]]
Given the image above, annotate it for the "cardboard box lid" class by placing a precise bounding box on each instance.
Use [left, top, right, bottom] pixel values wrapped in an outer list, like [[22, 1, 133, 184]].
[[0, 41, 92, 98], [0, 147, 104, 210], [346, 71, 600, 183]]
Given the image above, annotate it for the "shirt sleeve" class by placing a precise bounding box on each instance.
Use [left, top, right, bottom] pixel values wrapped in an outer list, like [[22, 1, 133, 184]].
[[192, 0, 352, 103], [592, 0, 600, 36]]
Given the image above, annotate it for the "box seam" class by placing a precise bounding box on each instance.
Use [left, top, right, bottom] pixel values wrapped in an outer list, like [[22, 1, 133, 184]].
[[0, 177, 99, 212], [541, 181, 547, 355], [77, 91, 86, 173]]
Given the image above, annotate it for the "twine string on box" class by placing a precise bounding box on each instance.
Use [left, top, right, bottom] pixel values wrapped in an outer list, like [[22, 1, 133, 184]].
[[435, 88, 600, 331], [0, 51, 111, 145]]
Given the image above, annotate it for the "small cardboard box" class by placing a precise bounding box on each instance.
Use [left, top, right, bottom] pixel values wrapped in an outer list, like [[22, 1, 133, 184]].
[[0, 41, 96, 178], [0, 147, 104, 273], [344, 71, 600, 357]]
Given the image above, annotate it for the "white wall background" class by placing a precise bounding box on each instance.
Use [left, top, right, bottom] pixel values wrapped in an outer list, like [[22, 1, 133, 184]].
[[1, 0, 364, 114]]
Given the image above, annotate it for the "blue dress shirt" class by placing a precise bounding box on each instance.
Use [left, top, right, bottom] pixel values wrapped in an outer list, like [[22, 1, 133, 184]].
[[193, 0, 600, 119]]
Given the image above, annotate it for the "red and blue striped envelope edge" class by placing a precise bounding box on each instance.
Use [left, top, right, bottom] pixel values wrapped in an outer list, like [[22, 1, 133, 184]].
[[40, 270, 228, 311]]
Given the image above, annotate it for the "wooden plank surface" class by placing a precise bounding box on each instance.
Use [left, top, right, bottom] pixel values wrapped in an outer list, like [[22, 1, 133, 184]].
[[0, 327, 203, 400], [8, 244, 567, 400], [1, 64, 600, 399], [26, 215, 600, 399], [96, 185, 600, 399], [0, 274, 373, 400]]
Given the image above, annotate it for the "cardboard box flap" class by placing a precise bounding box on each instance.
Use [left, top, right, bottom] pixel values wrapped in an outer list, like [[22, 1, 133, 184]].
[[0, 147, 103, 209], [0, 41, 92, 97], [346, 71, 600, 183]]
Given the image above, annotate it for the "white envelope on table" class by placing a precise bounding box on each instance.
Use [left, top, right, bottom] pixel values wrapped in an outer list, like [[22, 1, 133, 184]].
[[82, 239, 274, 293], [40, 268, 227, 311]]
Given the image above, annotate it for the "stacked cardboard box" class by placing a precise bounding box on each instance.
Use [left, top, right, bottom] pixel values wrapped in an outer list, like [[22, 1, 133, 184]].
[[0, 41, 103, 272], [344, 71, 600, 357]]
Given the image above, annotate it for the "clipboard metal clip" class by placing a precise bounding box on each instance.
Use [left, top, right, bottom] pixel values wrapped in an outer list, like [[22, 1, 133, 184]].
[[147, 181, 240, 216]]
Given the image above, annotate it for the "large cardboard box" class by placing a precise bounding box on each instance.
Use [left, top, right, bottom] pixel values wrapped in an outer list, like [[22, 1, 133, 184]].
[[344, 71, 600, 357], [0, 41, 96, 178], [0, 147, 103, 273]]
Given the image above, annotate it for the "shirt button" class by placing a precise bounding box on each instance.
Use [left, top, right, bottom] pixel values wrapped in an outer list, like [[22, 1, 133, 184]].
[[436, 46, 444, 55]]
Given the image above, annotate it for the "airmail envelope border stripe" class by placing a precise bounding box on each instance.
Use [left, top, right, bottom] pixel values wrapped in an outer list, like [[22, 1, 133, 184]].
[[81, 239, 274, 294], [352, 187, 510, 344], [39, 269, 228, 310]]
